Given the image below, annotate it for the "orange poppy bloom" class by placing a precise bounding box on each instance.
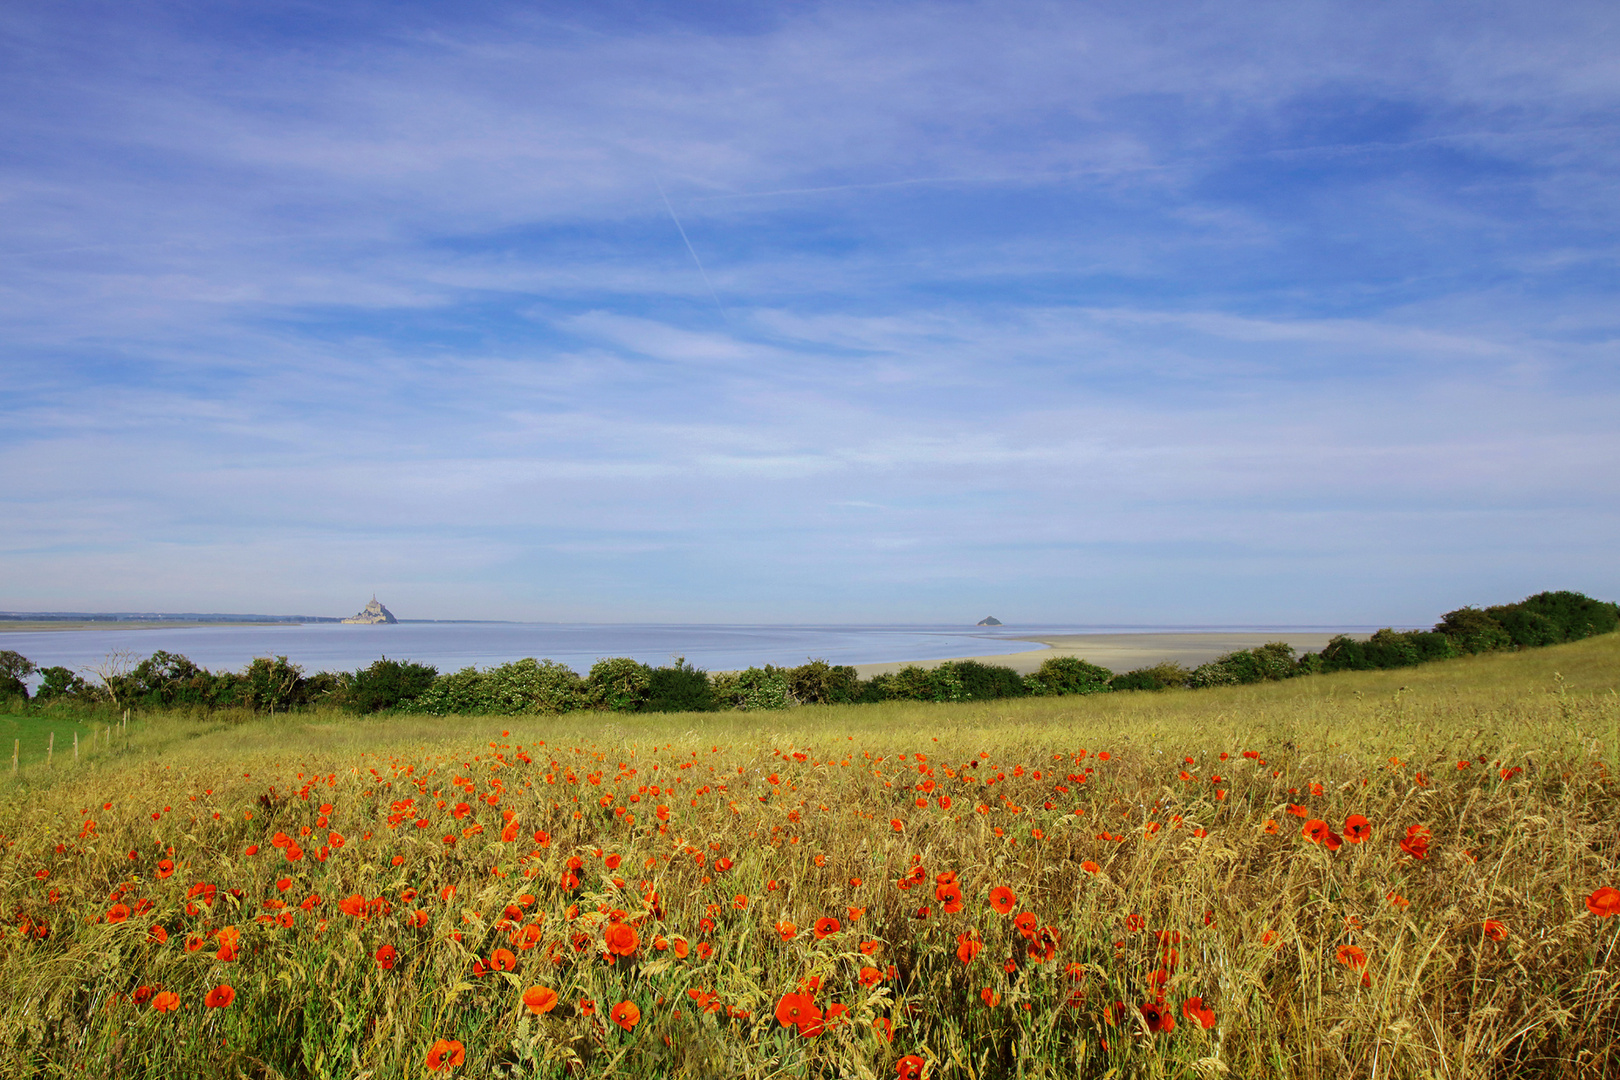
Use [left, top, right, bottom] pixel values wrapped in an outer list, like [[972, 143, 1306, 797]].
[[980, 988, 1000, 1007], [814, 916, 841, 939], [106, 903, 131, 924], [1399, 824, 1431, 860], [896, 1054, 927, 1080], [1301, 819, 1330, 844], [155, 858, 175, 879], [1335, 944, 1367, 971], [776, 921, 797, 941], [1081, 860, 1100, 874], [375, 944, 397, 970], [859, 965, 883, 986], [775, 992, 819, 1032], [151, 990, 180, 1013], [604, 922, 639, 957], [205, 985, 235, 1009], [988, 887, 1016, 915], [1182, 996, 1216, 1029], [1342, 814, 1371, 843], [425, 1039, 465, 1071], [1586, 887, 1620, 918], [522, 985, 558, 1014], [1483, 920, 1507, 941], [610, 1000, 640, 1031], [490, 947, 517, 971]]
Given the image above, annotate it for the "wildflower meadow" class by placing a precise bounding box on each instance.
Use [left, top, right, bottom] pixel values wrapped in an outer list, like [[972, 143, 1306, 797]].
[[1, 634, 1617, 1079]]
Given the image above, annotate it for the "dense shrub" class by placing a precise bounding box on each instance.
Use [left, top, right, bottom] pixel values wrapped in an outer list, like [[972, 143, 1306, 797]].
[[1109, 662, 1191, 692], [1433, 607, 1513, 654], [586, 658, 653, 712], [1188, 641, 1298, 688], [1517, 590, 1620, 639], [883, 664, 964, 703], [1024, 656, 1113, 696], [409, 658, 586, 715], [786, 659, 862, 705], [711, 666, 792, 710], [645, 659, 718, 713], [944, 660, 1026, 701], [344, 657, 439, 713]]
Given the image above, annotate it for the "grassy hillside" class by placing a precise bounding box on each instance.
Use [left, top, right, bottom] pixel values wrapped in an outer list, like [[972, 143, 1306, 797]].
[[0, 635, 1616, 1078]]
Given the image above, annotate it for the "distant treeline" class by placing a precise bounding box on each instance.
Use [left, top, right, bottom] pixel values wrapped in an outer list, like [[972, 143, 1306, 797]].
[[2, 590, 1614, 716]]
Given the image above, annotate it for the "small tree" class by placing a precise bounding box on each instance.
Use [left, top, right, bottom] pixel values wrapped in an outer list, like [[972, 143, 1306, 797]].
[[646, 658, 717, 713], [0, 650, 35, 700]]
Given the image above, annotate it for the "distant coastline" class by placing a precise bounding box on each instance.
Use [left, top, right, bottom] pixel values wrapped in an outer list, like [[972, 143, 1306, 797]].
[[0, 611, 510, 633]]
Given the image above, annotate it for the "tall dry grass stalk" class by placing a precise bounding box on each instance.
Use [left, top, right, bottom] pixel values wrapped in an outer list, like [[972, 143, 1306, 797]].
[[0, 636, 1616, 1078]]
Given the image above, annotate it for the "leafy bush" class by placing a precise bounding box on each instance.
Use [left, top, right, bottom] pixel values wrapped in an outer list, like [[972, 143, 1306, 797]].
[[1024, 656, 1113, 696], [786, 659, 862, 705], [1187, 642, 1298, 688], [586, 658, 653, 712], [408, 658, 587, 716], [1433, 607, 1513, 654], [1109, 662, 1190, 692], [944, 660, 1026, 701], [882, 664, 964, 703], [1486, 591, 1619, 647], [344, 657, 439, 713], [645, 659, 717, 713], [711, 666, 791, 711]]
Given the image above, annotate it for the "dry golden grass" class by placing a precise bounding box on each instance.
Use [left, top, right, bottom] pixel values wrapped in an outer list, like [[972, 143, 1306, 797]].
[[0, 636, 1617, 1079]]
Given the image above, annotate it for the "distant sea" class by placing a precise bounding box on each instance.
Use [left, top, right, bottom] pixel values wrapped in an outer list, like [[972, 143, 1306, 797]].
[[2, 621, 1362, 680]]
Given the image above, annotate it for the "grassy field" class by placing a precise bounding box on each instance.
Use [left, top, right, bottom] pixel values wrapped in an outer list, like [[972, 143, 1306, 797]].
[[0, 636, 1617, 1078]]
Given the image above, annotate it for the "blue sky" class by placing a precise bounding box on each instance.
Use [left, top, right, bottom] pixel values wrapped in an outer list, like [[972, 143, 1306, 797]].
[[2, 1, 1617, 624]]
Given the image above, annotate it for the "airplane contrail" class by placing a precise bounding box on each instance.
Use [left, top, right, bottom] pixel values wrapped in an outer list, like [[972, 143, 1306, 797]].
[[655, 176, 728, 324]]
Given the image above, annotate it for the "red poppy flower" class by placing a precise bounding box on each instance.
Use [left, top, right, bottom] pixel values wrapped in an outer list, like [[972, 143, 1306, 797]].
[[522, 985, 558, 1014], [956, 932, 983, 964], [1301, 819, 1330, 844], [1586, 886, 1620, 918], [814, 916, 841, 939], [980, 988, 1000, 1007], [896, 1055, 927, 1079], [375, 944, 398, 970], [425, 1038, 465, 1071], [775, 992, 819, 1030], [1139, 1000, 1175, 1033], [106, 903, 131, 924], [1335, 944, 1367, 971], [1342, 814, 1371, 843], [776, 921, 797, 941], [1182, 996, 1216, 1029], [205, 985, 235, 1009], [1482, 920, 1507, 942], [1399, 824, 1431, 860], [604, 921, 639, 957], [151, 990, 180, 1013], [988, 887, 1016, 915], [490, 947, 517, 971], [610, 1000, 640, 1031], [133, 985, 155, 1005], [859, 966, 883, 987]]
